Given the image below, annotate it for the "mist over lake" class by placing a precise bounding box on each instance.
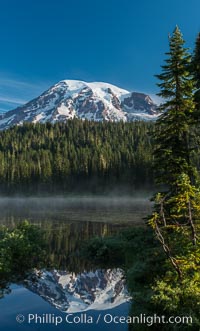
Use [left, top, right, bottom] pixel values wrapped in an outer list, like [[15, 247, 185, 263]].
[[0, 193, 152, 225]]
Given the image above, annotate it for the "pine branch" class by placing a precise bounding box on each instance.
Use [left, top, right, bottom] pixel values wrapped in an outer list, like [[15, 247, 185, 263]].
[[188, 200, 197, 245], [154, 220, 183, 281]]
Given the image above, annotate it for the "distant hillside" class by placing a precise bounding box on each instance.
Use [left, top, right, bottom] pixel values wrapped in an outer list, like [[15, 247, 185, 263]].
[[0, 120, 154, 193]]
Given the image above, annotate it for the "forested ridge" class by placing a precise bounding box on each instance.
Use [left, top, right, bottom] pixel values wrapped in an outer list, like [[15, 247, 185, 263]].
[[0, 119, 154, 192]]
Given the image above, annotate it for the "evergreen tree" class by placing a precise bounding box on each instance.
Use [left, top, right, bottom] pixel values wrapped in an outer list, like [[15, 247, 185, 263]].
[[148, 27, 200, 328], [154, 26, 196, 187], [192, 32, 200, 117], [191, 32, 200, 167]]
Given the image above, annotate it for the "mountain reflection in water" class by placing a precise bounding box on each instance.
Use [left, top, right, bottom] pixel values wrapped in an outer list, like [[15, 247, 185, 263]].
[[25, 268, 131, 313], [0, 195, 151, 330]]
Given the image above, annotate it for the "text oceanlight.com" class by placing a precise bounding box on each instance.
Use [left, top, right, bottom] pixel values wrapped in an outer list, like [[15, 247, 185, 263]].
[[16, 313, 193, 327]]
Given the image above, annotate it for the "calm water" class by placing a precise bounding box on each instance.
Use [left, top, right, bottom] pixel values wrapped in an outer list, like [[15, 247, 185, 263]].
[[0, 284, 130, 331], [0, 195, 151, 224], [0, 194, 152, 331]]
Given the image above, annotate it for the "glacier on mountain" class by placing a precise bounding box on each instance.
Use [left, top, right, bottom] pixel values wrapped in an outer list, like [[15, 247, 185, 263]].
[[0, 80, 159, 130]]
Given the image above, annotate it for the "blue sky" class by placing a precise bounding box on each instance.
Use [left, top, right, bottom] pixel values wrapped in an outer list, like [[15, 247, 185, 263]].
[[0, 0, 200, 112]]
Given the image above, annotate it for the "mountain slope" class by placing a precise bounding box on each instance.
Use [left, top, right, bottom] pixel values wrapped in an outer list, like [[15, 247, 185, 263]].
[[0, 80, 159, 130]]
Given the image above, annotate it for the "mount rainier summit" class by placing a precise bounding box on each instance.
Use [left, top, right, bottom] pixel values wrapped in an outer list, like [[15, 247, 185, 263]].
[[0, 80, 159, 130]]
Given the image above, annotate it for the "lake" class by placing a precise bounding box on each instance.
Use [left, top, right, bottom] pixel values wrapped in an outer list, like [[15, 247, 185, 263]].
[[0, 194, 152, 331]]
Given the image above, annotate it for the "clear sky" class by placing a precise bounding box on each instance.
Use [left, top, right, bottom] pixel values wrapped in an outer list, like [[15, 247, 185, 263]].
[[0, 0, 200, 112]]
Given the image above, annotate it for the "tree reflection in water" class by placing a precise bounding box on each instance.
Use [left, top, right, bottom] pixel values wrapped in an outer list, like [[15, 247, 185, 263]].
[[0, 220, 127, 298]]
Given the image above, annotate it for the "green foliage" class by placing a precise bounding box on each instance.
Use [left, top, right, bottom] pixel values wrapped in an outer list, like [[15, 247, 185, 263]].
[[0, 120, 154, 193], [81, 227, 165, 295], [146, 27, 200, 330], [84, 225, 200, 330], [0, 221, 47, 292], [151, 263, 200, 329], [153, 26, 196, 187], [80, 235, 125, 268], [192, 32, 200, 116], [1, 118, 200, 194]]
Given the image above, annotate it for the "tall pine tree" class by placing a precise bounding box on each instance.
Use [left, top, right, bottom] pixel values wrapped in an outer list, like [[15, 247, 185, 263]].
[[149, 26, 199, 277], [147, 26, 200, 328], [153, 26, 196, 187], [192, 32, 200, 117]]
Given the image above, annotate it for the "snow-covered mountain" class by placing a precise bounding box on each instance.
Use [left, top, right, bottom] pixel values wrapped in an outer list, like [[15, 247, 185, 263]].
[[0, 80, 159, 130], [25, 268, 130, 313]]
